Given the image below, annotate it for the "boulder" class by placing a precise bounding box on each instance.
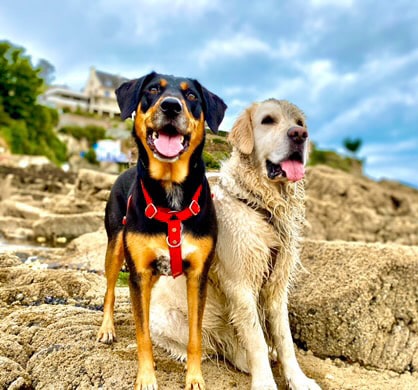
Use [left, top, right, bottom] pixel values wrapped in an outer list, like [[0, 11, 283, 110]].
[[61, 229, 108, 272], [32, 211, 104, 243], [290, 239, 418, 373], [305, 166, 418, 245], [75, 168, 117, 200]]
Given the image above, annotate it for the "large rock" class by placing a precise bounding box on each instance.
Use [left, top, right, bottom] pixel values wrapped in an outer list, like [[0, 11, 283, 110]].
[[75, 168, 117, 202], [290, 239, 418, 373], [0, 253, 417, 389], [32, 211, 104, 243], [61, 229, 108, 272], [305, 166, 418, 245]]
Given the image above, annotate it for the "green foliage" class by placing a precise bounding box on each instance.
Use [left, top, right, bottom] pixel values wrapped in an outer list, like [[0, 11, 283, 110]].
[[0, 41, 67, 163], [84, 147, 98, 165], [117, 271, 130, 287], [59, 125, 107, 146], [212, 137, 228, 145], [203, 151, 221, 169], [343, 137, 362, 154], [308, 143, 363, 173]]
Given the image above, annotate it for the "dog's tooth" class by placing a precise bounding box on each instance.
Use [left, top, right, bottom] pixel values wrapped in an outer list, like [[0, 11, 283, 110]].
[[180, 136, 184, 143], [152, 131, 158, 140]]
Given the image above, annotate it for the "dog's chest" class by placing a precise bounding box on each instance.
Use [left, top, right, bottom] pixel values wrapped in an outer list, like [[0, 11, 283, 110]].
[[153, 235, 198, 276]]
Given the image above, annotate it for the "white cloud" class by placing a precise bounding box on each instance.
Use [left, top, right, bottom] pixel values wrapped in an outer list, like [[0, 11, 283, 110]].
[[198, 33, 270, 67]]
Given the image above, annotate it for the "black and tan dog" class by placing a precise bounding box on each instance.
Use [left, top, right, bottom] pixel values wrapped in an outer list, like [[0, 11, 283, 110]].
[[96, 72, 227, 389]]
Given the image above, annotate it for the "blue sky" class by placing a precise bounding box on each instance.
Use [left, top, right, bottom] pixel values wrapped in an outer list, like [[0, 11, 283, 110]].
[[1, 0, 418, 187]]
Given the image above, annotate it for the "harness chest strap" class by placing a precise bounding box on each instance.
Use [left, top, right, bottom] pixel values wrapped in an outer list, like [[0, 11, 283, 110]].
[[124, 181, 202, 278]]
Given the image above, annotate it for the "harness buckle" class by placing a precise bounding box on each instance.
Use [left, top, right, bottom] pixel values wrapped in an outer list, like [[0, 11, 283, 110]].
[[145, 203, 158, 219], [189, 200, 200, 216]]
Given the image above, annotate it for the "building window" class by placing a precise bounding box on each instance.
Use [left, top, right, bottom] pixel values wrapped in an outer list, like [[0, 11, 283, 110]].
[[104, 90, 110, 97]]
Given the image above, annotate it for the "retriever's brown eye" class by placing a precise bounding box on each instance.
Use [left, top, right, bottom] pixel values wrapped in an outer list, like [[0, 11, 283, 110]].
[[261, 115, 275, 125], [296, 118, 304, 127]]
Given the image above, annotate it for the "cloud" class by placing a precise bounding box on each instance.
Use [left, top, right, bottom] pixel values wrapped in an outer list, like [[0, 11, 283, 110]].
[[198, 33, 271, 67]]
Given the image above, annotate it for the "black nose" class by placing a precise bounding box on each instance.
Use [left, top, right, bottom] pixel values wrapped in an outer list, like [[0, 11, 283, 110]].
[[160, 97, 182, 117], [287, 126, 308, 144]]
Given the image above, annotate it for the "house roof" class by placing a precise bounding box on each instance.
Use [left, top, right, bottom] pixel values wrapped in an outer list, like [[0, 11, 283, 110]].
[[96, 70, 128, 89]]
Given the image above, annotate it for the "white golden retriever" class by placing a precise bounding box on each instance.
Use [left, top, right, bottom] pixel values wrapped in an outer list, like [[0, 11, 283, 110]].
[[150, 99, 320, 390]]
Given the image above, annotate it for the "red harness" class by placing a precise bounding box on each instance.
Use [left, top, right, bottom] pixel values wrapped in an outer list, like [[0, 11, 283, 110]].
[[123, 181, 203, 278]]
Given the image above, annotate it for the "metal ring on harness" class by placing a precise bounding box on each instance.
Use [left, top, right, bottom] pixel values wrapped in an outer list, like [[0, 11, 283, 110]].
[[166, 236, 182, 248]]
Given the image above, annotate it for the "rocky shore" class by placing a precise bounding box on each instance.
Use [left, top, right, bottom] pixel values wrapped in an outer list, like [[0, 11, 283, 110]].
[[1, 161, 418, 389]]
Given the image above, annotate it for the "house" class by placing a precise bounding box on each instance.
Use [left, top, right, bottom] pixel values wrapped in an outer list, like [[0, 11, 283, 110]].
[[83, 67, 128, 118], [40, 67, 127, 118]]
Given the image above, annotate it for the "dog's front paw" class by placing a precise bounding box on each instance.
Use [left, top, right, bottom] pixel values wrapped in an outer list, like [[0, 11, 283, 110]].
[[251, 379, 277, 390], [185, 373, 205, 390], [135, 371, 158, 390], [286, 373, 321, 390], [96, 322, 116, 344]]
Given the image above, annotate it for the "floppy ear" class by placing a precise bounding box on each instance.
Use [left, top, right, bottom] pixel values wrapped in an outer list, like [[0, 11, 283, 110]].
[[115, 71, 157, 120], [228, 107, 254, 155], [195, 82, 227, 133]]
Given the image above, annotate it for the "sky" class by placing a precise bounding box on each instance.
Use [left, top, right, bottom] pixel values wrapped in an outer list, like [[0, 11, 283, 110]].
[[1, 0, 418, 187]]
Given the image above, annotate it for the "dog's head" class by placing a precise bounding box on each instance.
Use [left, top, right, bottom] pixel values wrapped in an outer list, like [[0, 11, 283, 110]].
[[116, 72, 227, 164], [228, 99, 309, 183]]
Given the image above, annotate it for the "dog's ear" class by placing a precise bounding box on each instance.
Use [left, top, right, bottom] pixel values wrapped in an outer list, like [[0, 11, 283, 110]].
[[115, 71, 157, 120], [228, 107, 254, 155], [195, 82, 227, 133]]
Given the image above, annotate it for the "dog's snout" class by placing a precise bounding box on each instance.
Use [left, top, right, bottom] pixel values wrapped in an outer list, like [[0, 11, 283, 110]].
[[160, 97, 182, 117], [287, 126, 308, 144]]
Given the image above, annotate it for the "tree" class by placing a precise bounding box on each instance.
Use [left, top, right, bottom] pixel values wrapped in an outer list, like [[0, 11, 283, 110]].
[[37, 58, 55, 86], [343, 137, 362, 156], [0, 41, 67, 163]]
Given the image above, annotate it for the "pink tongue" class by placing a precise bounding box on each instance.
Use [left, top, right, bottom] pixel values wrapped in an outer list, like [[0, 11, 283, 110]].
[[281, 160, 305, 182], [154, 133, 184, 158]]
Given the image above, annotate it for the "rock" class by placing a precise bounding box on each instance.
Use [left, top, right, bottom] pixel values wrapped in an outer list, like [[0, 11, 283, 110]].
[[290, 239, 418, 373], [0, 217, 34, 241], [75, 168, 117, 199], [0, 253, 21, 268], [61, 229, 108, 272], [0, 200, 46, 220], [305, 166, 418, 245], [0, 261, 105, 307], [32, 211, 104, 243]]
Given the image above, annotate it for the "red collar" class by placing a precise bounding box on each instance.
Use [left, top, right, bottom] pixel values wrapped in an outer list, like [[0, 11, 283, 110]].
[[140, 181, 202, 277]]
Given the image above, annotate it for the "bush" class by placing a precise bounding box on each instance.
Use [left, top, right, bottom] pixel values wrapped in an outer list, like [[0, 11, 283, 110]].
[[203, 151, 220, 169], [84, 147, 98, 164], [59, 125, 107, 146]]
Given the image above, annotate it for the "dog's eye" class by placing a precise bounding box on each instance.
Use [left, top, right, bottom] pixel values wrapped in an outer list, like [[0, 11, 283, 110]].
[[261, 115, 275, 125], [296, 118, 304, 127], [149, 87, 160, 94], [186, 91, 197, 101]]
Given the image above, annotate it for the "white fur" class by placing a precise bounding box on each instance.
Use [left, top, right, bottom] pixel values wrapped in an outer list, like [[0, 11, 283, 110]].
[[151, 100, 320, 390]]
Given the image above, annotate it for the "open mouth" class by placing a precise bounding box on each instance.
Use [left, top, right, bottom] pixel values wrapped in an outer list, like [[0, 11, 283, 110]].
[[146, 125, 190, 161], [266, 151, 305, 182]]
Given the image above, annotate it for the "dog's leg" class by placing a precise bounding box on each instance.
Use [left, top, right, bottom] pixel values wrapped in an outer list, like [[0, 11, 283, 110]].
[[268, 292, 321, 390], [183, 237, 215, 390], [226, 285, 277, 390], [97, 232, 124, 344], [130, 268, 160, 390]]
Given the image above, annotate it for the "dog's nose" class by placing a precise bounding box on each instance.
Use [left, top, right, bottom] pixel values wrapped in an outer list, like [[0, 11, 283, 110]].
[[287, 126, 308, 144], [160, 97, 182, 117]]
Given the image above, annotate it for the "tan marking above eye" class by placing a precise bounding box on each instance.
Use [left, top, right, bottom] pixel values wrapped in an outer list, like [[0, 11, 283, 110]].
[[180, 81, 189, 91], [160, 79, 168, 88]]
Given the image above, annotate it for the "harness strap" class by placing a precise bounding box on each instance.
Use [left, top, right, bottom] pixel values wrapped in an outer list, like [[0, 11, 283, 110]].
[[140, 181, 203, 277]]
